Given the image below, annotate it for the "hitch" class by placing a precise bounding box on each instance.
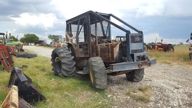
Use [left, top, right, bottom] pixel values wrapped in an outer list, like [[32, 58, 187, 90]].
[[8, 67, 46, 104]]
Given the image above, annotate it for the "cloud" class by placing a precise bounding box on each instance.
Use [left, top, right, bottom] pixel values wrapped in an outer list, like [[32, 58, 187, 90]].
[[0, 0, 54, 16], [0, 0, 192, 44], [51, 0, 192, 18], [50, 0, 125, 18], [50, 0, 167, 18], [144, 33, 186, 44], [11, 13, 57, 29], [144, 33, 162, 43], [136, 0, 165, 16], [163, 0, 192, 17]]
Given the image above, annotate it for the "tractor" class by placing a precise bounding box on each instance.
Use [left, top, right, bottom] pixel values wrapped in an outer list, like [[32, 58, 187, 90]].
[[0, 32, 14, 71], [51, 11, 156, 89], [4, 33, 24, 52]]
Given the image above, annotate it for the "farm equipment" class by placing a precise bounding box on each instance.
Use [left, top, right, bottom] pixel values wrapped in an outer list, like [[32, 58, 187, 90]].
[[1, 68, 46, 107], [1, 85, 19, 108], [145, 42, 174, 52], [0, 33, 45, 107], [0, 33, 14, 72], [51, 11, 156, 89], [0, 32, 33, 71], [1, 85, 34, 108], [8, 67, 46, 104], [4, 33, 24, 53]]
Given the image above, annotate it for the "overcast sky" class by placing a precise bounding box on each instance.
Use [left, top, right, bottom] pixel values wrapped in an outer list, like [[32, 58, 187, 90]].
[[0, 0, 192, 43]]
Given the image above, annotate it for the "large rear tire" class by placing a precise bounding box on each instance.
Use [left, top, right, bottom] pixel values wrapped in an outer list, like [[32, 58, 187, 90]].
[[88, 57, 107, 89], [51, 46, 76, 77], [126, 69, 144, 82]]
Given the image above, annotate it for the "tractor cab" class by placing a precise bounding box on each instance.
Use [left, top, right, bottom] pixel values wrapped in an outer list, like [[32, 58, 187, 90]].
[[65, 11, 146, 63]]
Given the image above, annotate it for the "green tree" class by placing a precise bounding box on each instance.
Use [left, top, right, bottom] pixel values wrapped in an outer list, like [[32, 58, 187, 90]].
[[20, 33, 39, 44], [20, 37, 26, 43], [9, 36, 18, 41], [48, 35, 60, 42]]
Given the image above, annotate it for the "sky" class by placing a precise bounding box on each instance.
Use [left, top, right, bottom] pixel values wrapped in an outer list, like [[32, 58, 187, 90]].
[[0, 0, 192, 43]]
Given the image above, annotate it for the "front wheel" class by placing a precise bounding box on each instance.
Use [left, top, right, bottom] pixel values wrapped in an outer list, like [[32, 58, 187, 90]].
[[88, 57, 107, 89], [126, 69, 144, 82]]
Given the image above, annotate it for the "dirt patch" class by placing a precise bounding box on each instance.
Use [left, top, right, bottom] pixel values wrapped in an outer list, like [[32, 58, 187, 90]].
[[107, 63, 192, 108], [24, 46, 53, 58]]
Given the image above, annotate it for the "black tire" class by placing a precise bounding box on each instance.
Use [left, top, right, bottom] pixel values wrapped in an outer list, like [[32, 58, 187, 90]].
[[167, 44, 174, 52], [88, 57, 107, 89], [126, 69, 144, 82], [16, 52, 37, 58], [51, 46, 76, 77]]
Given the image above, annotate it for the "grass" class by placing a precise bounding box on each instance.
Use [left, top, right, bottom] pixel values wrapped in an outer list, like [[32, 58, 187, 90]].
[[126, 85, 152, 103], [148, 45, 191, 64], [0, 71, 9, 105], [0, 56, 111, 108]]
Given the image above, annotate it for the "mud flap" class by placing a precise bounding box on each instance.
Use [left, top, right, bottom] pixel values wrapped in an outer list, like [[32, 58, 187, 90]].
[[8, 67, 46, 104]]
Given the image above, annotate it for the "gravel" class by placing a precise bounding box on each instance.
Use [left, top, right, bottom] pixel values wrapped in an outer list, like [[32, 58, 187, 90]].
[[107, 63, 192, 108]]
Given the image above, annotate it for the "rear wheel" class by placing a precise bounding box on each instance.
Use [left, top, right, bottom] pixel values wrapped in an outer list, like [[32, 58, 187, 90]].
[[126, 69, 144, 82], [88, 57, 107, 89], [51, 46, 76, 77]]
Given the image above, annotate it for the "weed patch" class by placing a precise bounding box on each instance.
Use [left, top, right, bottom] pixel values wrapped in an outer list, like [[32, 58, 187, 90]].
[[126, 85, 152, 103], [149, 45, 191, 64]]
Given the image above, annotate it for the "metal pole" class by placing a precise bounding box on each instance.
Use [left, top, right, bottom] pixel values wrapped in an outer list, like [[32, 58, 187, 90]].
[[110, 14, 142, 33], [93, 12, 129, 33]]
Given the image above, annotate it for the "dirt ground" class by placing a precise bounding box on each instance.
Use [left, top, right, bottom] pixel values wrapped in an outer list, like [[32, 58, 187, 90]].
[[24, 46, 192, 108], [24, 46, 52, 58], [107, 63, 192, 108]]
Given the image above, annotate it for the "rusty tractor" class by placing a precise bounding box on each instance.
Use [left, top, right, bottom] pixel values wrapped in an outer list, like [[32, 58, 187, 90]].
[[51, 11, 156, 89], [145, 42, 174, 52], [0, 33, 14, 72]]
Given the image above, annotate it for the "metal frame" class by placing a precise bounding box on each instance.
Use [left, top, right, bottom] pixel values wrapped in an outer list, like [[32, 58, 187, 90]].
[[108, 59, 156, 73], [66, 11, 143, 57], [65, 11, 155, 73]]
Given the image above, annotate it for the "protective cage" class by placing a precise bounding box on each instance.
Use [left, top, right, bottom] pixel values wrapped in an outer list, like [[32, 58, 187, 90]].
[[65, 11, 147, 65]]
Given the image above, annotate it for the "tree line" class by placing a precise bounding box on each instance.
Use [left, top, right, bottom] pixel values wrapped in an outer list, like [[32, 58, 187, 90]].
[[20, 34, 39, 44], [11, 34, 61, 44]]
